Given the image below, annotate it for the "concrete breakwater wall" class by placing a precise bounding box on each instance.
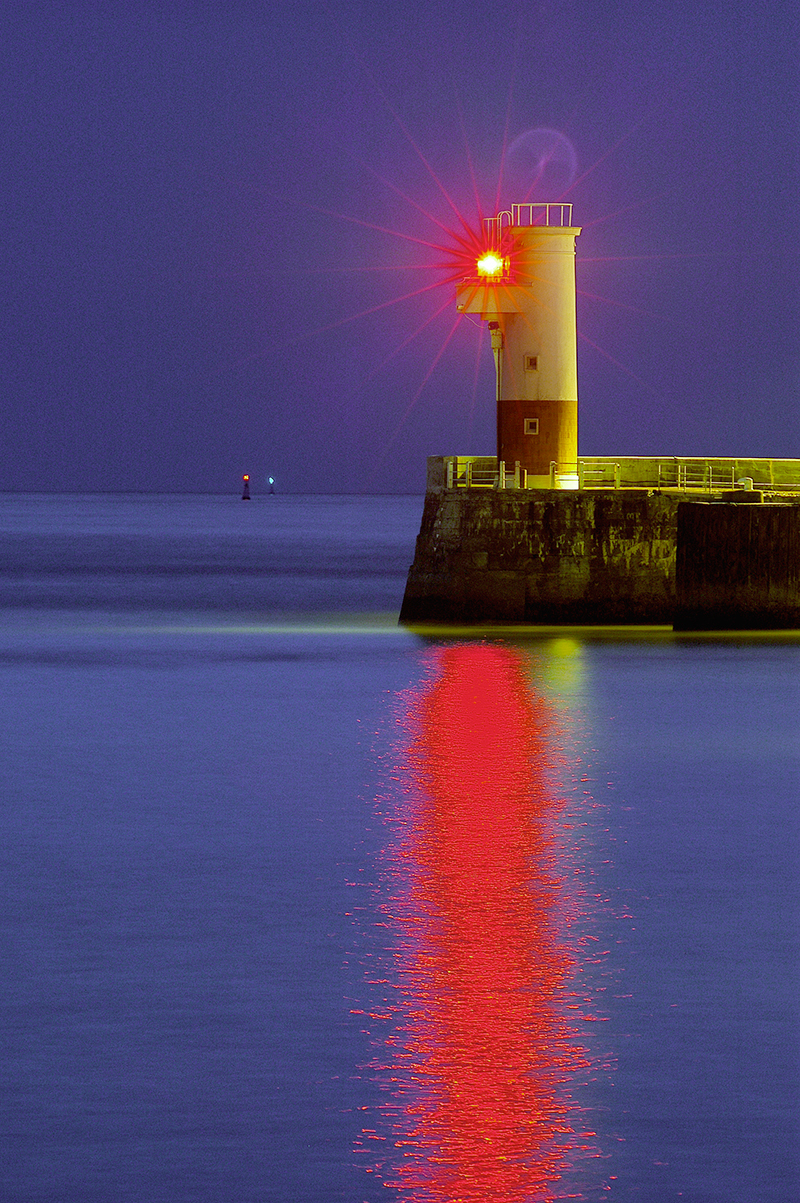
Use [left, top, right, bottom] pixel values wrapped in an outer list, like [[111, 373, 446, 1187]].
[[399, 459, 800, 627], [675, 503, 800, 629], [400, 487, 681, 624]]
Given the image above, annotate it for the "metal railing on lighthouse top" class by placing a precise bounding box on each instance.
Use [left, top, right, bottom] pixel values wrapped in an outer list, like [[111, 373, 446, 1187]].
[[482, 203, 573, 246]]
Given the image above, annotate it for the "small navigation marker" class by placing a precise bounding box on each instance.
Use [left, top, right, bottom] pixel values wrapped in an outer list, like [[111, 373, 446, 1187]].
[[241, 474, 251, 500], [268, 476, 275, 495]]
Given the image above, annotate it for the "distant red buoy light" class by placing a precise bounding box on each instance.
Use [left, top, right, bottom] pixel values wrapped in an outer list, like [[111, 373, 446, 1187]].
[[241, 474, 251, 500]]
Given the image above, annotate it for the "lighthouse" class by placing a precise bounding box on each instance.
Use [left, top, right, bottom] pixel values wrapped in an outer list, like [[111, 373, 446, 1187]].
[[456, 203, 581, 488], [401, 201, 799, 627]]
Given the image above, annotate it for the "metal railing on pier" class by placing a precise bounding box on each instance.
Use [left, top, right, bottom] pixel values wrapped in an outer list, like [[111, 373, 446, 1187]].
[[442, 455, 800, 495]]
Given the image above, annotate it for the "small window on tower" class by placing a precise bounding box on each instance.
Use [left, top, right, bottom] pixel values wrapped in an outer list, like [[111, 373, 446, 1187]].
[[524, 355, 538, 371], [524, 418, 539, 435]]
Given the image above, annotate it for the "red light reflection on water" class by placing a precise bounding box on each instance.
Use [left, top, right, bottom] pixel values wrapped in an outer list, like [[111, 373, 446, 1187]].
[[360, 643, 598, 1201]]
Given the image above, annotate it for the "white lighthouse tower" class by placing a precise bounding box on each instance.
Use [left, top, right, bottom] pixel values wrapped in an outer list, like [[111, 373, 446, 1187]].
[[456, 203, 581, 488]]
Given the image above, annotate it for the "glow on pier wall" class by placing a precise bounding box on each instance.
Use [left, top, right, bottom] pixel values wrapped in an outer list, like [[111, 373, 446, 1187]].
[[356, 643, 607, 1201]]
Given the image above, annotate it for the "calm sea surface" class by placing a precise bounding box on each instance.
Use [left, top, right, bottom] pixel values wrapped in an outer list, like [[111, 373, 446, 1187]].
[[0, 493, 797, 1203]]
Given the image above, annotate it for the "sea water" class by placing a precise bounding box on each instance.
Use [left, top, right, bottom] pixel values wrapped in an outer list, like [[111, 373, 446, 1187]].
[[0, 493, 797, 1202]]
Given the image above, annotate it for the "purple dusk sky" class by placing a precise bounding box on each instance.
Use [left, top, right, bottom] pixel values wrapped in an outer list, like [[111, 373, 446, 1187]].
[[1, 1, 797, 494]]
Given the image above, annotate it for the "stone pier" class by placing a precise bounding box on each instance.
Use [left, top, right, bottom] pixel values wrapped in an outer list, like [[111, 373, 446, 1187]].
[[399, 457, 800, 628]]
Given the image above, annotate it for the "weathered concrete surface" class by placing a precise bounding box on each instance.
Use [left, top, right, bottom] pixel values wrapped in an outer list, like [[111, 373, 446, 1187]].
[[675, 502, 800, 629], [400, 487, 682, 624], [400, 475, 800, 627]]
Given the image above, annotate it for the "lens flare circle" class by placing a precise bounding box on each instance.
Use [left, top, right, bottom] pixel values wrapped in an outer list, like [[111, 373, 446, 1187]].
[[506, 128, 578, 200]]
